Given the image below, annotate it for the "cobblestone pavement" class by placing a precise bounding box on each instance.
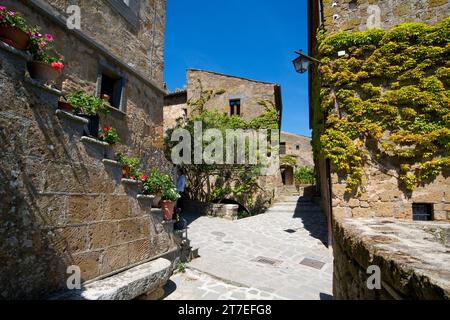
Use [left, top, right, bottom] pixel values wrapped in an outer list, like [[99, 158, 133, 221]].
[[164, 195, 333, 300]]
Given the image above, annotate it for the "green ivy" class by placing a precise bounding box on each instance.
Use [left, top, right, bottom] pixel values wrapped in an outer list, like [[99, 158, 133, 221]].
[[316, 18, 450, 193]]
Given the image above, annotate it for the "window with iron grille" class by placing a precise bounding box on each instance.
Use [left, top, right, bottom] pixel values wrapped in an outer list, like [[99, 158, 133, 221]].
[[412, 203, 433, 221]]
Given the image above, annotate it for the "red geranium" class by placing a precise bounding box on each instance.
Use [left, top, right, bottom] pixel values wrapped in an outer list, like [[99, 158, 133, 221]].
[[51, 61, 64, 71]]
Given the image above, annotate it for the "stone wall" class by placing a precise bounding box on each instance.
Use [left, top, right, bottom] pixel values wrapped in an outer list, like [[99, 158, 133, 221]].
[[186, 69, 282, 123], [22, 0, 166, 84], [0, 0, 177, 299], [321, 0, 450, 36], [280, 132, 314, 168], [310, 1, 450, 222], [332, 161, 450, 221], [333, 218, 450, 299]]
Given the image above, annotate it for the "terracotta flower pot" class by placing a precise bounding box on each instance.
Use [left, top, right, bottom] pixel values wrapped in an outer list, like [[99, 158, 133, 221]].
[[160, 200, 175, 221], [122, 165, 130, 179], [27, 61, 61, 82], [58, 101, 73, 113], [0, 25, 29, 50]]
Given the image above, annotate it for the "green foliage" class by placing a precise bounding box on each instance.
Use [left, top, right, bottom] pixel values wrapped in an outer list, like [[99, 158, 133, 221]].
[[280, 155, 297, 167], [67, 91, 111, 117], [142, 168, 164, 195], [99, 126, 119, 145], [0, 7, 27, 30], [115, 153, 142, 179], [160, 174, 180, 201], [164, 84, 279, 207], [294, 166, 315, 185], [316, 18, 450, 193]]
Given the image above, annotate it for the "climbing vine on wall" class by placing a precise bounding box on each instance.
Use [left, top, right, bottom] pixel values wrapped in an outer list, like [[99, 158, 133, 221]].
[[316, 18, 450, 193]]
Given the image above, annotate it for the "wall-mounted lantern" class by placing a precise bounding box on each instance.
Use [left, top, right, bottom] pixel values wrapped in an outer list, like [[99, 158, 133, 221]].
[[292, 50, 322, 74]]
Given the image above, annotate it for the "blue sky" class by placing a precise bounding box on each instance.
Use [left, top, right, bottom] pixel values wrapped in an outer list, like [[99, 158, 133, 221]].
[[164, 0, 310, 137]]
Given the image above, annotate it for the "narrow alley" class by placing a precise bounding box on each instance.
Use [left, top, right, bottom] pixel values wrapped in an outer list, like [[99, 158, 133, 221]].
[[164, 189, 333, 300]]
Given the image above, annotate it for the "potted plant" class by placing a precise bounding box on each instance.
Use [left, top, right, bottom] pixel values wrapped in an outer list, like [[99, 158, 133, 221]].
[[142, 168, 164, 207], [27, 28, 64, 82], [58, 96, 73, 113], [0, 6, 30, 50], [99, 126, 120, 145], [67, 91, 110, 137], [159, 174, 180, 221], [116, 153, 141, 180]]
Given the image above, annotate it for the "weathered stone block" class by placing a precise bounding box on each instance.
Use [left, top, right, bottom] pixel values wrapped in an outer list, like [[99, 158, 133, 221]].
[[117, 219, 145, 243], [100, 244, 130, 275], [105, 195, 131, 220], [67, 195, 103, 224], [72, 251, 101, 281], [88, 222, 119, 250]]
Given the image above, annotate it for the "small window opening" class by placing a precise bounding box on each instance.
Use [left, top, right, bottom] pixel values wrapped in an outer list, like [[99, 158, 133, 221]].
[[412, 203, 433, 221], [229, 99, 241, 116], [100, 73, 123, 110], [280, 142, 286, 155]]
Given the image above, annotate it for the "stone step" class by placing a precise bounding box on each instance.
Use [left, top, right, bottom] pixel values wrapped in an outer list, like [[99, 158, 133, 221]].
[[53, 258, 172, 300], [56, 109, 89, 125]]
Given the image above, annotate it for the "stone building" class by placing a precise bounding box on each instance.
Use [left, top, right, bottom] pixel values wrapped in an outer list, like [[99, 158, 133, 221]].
[[164, 69, 283, 127], [0, 0, 182, 299], [164, 69, 286, 216], [279, 132, 314, 186], [308, 0, 450, 299]]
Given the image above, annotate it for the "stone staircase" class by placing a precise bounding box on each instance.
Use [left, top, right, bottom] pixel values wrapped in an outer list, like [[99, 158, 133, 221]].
[[0, 41, 185, 299]]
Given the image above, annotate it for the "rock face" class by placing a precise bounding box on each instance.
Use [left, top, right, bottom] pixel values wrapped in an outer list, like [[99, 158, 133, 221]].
[[0, 1, 177, 300], [333, 218, 450, 300], [55, 258, 172, 300]]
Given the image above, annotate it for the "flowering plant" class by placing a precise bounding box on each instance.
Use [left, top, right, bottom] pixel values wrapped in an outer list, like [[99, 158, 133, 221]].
[[27, 26, 64, 70], [0, 6, 27, 30], [142, 169, 164, 195], [115, 153, 142, 180], [161, 187, 180, 202], [160, 174, 180, 201], [99, 126, 120, 145]]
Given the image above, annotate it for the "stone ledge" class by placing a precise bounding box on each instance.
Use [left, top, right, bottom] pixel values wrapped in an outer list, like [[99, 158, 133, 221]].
[[121, 179, 141, 185], [162, 219, 177, 225], [334, 218, 450, 299], [102, 159, 123, 167], [55, 110, 89, 125], [53, 258, 171, 300], [151, 208, 162, 214], [81, 136, 110, 148], [24, 77, 63, 96], [0, 40, 31, 60], [137, 194, 155, 201]]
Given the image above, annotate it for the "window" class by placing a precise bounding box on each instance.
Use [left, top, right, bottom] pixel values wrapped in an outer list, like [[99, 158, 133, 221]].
[[96, 61, 126, 112], [229, 99, 241, 116], [280, 142, 286, 155], [412, 203, 433, 221], [296, 145, 300, 151], [106, 0, 140, 28]]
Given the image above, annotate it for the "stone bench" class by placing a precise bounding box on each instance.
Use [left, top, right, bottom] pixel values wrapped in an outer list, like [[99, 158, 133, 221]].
[[53, 258, 172, 300]]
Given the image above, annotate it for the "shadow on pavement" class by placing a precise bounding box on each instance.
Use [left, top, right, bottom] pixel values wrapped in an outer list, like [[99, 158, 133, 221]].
[[293, 186, 329, 247]]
